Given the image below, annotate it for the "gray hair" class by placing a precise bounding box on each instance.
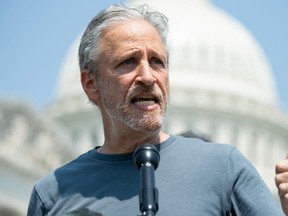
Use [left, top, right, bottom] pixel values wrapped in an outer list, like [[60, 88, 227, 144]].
[[78, 4, 169, 75]]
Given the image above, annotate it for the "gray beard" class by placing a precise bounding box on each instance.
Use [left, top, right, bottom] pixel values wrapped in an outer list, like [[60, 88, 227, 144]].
[[99, 85, 169, 132]]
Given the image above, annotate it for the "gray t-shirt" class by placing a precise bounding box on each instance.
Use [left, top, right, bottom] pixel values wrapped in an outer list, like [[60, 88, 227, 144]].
[[27, 135, 283, 215]]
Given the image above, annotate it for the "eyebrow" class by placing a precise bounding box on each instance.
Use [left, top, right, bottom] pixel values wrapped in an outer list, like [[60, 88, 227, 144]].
[[148, 49, 167, 64], [113, 46, 167, 64], [109, 48, 142, 67]]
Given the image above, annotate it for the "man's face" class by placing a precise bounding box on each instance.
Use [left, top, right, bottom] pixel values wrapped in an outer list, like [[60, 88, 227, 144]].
[[95, 20, 169, 132]]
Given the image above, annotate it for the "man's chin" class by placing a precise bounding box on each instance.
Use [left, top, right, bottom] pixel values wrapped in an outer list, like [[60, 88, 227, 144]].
[[129, 119, 163, 133], [120, 110, 165, 132]]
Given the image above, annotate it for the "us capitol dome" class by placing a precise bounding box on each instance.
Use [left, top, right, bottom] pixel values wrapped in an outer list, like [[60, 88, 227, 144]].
[[47, 0, 288, 197]]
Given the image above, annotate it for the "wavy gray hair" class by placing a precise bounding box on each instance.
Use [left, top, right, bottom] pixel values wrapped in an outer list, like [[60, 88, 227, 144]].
[[78, 4, 169, 76]]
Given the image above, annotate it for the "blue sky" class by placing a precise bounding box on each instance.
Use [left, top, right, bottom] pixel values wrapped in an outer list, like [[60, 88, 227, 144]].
[[0, 0, 287, 111]]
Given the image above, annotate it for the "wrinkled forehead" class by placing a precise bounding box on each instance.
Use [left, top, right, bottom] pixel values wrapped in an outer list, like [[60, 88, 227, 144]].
[[104, 20, 161, 39], [100, 20, 166, 53]]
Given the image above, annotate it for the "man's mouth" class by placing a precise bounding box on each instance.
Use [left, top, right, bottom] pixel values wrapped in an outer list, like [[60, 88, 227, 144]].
[[131, 96, 159, 106]]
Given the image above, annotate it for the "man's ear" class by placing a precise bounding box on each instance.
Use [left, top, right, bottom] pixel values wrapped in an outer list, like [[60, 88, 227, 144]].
[[81, 69, 100, 105]]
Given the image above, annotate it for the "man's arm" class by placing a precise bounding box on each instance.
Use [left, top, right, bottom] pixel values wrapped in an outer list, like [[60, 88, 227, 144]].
[[275, 155, 288, 216]]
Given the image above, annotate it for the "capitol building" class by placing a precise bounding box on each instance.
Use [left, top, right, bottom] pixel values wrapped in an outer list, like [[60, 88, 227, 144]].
[[1, 0, 288, 215]]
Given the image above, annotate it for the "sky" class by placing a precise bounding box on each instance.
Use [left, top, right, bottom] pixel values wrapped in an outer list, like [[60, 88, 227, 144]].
[[0, 0, 287, 111]]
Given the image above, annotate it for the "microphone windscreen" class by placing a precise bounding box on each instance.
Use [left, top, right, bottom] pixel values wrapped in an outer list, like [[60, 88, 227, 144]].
[[133, 144, 160, 170]]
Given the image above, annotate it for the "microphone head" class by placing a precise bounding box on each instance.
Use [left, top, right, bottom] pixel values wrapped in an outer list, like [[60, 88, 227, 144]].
[[133, 144, 160, 170]]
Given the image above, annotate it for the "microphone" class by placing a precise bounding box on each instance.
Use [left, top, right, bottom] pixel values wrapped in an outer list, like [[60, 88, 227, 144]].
[[133, 144, 160, 216]]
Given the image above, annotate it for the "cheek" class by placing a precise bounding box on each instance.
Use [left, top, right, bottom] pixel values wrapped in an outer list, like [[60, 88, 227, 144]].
[[157, 73, 169, 94], [106, 76, 132, 100], [118, 73, 136, 89]]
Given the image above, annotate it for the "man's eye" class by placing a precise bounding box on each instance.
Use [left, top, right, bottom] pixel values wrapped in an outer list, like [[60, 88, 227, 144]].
[[116, 58, 137, 72], [122, 58, 136, 65], [150, 57, 164, 67]]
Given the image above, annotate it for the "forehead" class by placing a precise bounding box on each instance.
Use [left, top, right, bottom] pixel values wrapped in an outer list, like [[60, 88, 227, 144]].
[[100, 20, 166, 52]]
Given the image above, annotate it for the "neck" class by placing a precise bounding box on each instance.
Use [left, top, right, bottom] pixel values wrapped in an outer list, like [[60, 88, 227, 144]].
[[97, 130, 169, 154]]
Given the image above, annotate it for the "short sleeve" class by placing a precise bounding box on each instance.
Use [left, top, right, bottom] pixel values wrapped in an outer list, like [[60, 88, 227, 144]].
[[228, 148, 283, 215], [27, 187, 47, 216]]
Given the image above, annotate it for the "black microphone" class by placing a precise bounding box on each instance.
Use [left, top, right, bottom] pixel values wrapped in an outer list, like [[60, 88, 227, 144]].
[[133, 144, 160, 216]]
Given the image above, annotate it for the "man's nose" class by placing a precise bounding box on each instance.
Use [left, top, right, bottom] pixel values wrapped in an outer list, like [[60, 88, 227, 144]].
[[135, 61, 156, 86]]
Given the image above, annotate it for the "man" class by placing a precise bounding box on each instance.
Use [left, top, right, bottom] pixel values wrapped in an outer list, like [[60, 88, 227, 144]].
[[276, 155, 288, 215], [27, 4, 283, 215]]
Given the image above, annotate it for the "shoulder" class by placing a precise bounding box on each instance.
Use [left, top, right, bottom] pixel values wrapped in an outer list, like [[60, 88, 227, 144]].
[[173, 135, 236, 156], [33, 150, 92, 208], [173, 135, 254, 172], [162, 135, 241, 173], [32, 172, 58, 212]]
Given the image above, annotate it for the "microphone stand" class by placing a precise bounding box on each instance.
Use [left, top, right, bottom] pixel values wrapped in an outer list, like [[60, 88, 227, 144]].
[[133, 144, 160, 216]]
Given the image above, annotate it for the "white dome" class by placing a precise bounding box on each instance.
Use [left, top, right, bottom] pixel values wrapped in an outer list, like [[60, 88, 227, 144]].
[[54, 0, 279, 108], [55, 36, 83, 100]]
